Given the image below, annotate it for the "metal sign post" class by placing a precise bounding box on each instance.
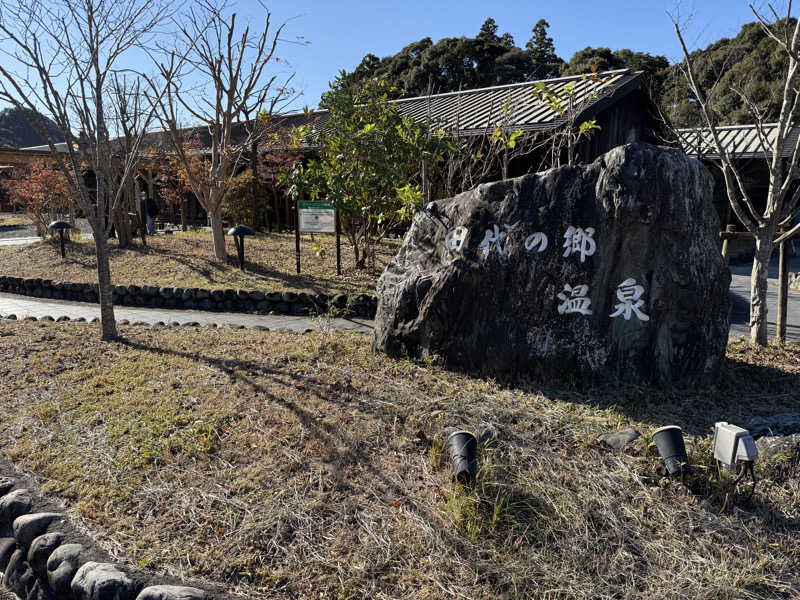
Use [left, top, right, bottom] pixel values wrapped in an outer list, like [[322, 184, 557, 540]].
[[297, 200, 337, 276], [335, 209, 341, 276]]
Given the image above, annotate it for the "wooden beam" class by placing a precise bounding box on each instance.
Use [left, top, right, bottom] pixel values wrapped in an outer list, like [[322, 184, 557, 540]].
[[719, 229, 798, 243], [721, 224, 736, 265], [719, 230, 756, 240]]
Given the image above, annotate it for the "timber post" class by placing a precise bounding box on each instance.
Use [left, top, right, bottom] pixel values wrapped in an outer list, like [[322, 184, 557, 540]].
[[335, 209, 342, 276], [721, 224, 736, 265], [295, 194, 301, 275], [777, 227, 789, 345]]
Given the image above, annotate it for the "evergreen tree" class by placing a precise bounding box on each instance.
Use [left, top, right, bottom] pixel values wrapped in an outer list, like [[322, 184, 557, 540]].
[[323, 18, 555, 101], [660, 20, 794, 127], [526, 19, 562, 78]]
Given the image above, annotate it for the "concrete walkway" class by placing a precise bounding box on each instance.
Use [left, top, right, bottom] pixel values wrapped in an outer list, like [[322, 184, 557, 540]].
[[0, 292, 373, 333], [0, 236, 43, 246], [728, 253, 800, 342]]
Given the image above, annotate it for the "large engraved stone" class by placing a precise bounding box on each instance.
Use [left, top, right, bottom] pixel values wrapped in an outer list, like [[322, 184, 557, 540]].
[[374, 143, 730, 387]]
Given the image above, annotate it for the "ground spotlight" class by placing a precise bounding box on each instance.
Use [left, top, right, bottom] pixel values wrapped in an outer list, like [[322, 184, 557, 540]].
[[652, 425, 688, 475]]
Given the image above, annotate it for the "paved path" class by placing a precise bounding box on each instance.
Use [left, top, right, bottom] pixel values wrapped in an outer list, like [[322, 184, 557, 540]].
[[0, 292, 373, 333], [0, 213, 91, 245], [0, 236, 43, 246], [728, 253, 800, 342]]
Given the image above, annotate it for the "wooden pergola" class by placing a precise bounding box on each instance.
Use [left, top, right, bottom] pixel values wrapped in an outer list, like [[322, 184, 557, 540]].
[[679, 123, 799, 344]]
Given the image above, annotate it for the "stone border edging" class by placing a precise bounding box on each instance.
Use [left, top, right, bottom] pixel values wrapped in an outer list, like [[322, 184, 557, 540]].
[[0, 276, 378, 319], [0, 313, 332, 334], [0, 476, 214, 600]]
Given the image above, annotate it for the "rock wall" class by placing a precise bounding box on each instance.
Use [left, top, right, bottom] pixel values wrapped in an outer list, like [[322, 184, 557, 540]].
[[0, 277, 377, 319], [0, 477, 211, 600], [374, 143, 731, 387]]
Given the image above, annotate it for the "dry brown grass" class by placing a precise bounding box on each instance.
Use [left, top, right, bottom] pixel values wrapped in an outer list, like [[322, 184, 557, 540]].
[[0, 320, 798, 599], [0, 231, 399, 295], [0, 213, 33, 228]]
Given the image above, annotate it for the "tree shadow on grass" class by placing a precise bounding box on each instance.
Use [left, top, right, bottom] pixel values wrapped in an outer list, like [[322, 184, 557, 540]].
[[456, 348, 800, 439], [118, 336, 547, 592], [128, 241, 352, 296], [114, 333, 800, 598]]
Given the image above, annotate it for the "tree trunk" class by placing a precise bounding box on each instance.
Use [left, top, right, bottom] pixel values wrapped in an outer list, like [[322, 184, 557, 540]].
[[113, 203, 132, 248], [251, 139, 259, 228], [349, 230, 360, 267], [750, 236, 773, 346], [275, 190, 281, 232], [181, 199, 188, 232], [209, 207, 227, 260], [268, 187, 277, 232], [93, 229, 117, 341]]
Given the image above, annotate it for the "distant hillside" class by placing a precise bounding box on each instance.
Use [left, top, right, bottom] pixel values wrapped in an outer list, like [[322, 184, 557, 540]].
[[0, 107, 64, 149], [659, 20, 796, 128]]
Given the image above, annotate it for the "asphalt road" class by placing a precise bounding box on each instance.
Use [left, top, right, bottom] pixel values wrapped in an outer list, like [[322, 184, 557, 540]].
[[728, 253, 800, 342]]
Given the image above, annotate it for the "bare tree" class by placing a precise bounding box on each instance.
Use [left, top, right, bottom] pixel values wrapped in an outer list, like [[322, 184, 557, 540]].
[[109, 74, 149, 248], [673, 3, 800, 346], [0, 0, 182, 340], [157, 3, 295, 261]]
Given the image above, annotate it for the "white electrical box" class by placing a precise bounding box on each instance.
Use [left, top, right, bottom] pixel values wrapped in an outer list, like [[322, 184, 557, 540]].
[[713, 422, 758, 467], [736, 434, 758, 462]]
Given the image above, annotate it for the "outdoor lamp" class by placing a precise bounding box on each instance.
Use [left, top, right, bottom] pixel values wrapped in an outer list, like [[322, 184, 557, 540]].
[[446, 430, 477, 485], [652, 425, 688, 476], [712, 422, 758, 491], [47, 220, 73, 258], [227, 225, 255, 270]]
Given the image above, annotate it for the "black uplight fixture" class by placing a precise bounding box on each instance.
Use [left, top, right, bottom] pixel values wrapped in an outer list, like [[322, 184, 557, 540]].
[[227, 225, 255, 270], [47, 220, 73, 258], [652, 425, 689, 476], [446, 430, 477, 485]]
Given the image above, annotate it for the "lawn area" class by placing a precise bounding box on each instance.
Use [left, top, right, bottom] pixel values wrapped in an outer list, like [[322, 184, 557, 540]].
[[0, 231, 400, 296], [0, 320, 798, 599], [0, 213, 34, 228]]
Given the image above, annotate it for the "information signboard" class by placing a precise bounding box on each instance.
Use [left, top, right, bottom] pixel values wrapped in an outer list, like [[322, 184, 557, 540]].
[[299, 202, 336, 233]]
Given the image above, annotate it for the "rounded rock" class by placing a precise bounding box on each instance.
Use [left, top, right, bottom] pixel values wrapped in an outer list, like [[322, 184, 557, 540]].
[[0, 476, 15, 496], [28, 531, 63, 573], [13, 512, 63, 549], [0, 537, 18, 571], [598, 428, 642, 450], [71, 562, 135, 600], [135, 585, 206, 600], [47, 543, 87, 596], [0, 488, 32, 525], [3, 548, 35, 599]]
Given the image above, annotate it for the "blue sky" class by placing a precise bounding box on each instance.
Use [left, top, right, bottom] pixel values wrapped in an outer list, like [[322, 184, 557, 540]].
[[251, 0, 772, 110], [0, 1, 779, 116]]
